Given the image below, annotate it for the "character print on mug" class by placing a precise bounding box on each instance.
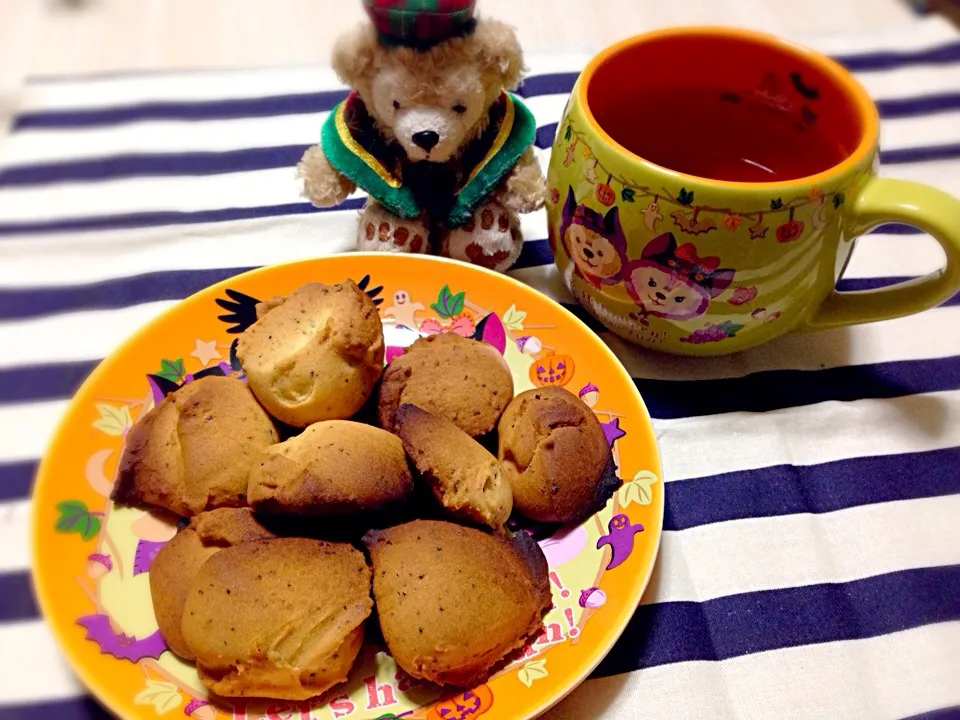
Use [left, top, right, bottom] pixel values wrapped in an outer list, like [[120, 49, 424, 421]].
[[623, 232, 735, 324]]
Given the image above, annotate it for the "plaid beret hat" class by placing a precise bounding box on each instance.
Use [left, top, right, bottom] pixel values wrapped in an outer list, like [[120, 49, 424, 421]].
[[362, 0, 477, 48]]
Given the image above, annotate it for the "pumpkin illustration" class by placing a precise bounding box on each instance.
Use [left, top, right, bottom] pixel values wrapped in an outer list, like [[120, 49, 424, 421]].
[[530, 351, 575, 387], [426, 685, 495, 720], [595, 182, 615, 207], [776, 208, 804, 243]]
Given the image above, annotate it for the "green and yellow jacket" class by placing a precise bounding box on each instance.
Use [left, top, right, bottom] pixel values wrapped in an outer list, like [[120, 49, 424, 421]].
[[321, 91, 537, 229]]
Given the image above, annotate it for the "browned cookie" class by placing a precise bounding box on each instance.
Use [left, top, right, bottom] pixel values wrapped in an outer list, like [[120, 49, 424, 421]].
[[247, 420, 413, 515], [236, 280, 385, 427], [394, 404, 511, 530], [498, 386, 619, 523], [149, 508, 274, 660], [364, 520, 550, 687], [378, 334, 513, 437], [181, 537, 372, 700], [111, 376, 279, 517]]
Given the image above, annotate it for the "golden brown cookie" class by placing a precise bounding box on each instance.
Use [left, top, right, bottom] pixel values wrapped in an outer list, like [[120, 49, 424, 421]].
[[247, 420, 413, 515], [236, 280, 385, 427], [394, 404, 511, 530], [111, 376, 279, 517], [149, 508, 274, 660], [498, 386, 619, 524], [364, 520, 550, 687], [181, 537, 372, 700], [378, 334, 513, 437]]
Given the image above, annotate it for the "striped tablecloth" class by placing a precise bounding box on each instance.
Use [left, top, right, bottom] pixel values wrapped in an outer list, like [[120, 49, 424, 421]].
[[2, 15, 960, 720]]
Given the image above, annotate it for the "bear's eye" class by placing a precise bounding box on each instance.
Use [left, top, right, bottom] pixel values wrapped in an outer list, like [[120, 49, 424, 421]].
[[452, 103, 467, 114], [674, 296, 686, 303], [393, 100, 401, 110], [597, 250, 604, 257], [648, 278, 657, 287]]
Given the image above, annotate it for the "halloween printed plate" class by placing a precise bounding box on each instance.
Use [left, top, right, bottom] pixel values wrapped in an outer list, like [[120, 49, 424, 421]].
[[32, 254, 663, 720]]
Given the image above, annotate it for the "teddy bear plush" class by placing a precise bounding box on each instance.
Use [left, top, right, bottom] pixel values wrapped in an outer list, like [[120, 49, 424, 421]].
[[296, 0, 545, 273]]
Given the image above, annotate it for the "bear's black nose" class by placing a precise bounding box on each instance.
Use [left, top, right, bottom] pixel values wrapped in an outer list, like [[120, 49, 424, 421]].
[[655, 292, 666, 300], [412, 131, 440, 151], [582, 248, 595, 259]]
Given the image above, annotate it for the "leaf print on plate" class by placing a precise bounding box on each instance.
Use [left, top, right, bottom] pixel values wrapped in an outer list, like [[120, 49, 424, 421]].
[[430, 285, 466, 319], [55, 500, 102, 541], [617, 470, 660, 508], [155, 358, 185, 383], [517, 659, 549, 687], [502, 304, 526, 331], [134, 680, 182, 716], [92, 403, 132, 436]]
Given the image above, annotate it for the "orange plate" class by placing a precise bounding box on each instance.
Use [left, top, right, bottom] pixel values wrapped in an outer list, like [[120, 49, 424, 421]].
[[31, 254, 663, 720]]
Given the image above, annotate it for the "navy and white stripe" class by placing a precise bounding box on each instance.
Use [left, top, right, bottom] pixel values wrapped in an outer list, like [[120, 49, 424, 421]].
[[2, 16, 960, 720]]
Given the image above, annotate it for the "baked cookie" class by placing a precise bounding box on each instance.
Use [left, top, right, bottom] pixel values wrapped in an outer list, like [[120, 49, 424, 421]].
[[149, 508, 274, 660], [248, 420, 413, 515], [394, 404, 511, 530], [498, 387, 619, 524], [236, 280, 385, 427], [378, 334, 513, 437], [111, 376, 279, 517], [364, 520, 550, 687], [181, 537, 372, 700]]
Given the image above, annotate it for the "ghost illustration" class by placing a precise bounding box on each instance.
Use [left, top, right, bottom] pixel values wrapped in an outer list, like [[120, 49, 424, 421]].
[[382, 289, 425, 329], [596, 513, 644, 570]]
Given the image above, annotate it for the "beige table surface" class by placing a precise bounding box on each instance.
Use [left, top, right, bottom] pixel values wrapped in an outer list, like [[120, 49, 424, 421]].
[[0, 0, 923, 151], [0, 0, 918, 82]]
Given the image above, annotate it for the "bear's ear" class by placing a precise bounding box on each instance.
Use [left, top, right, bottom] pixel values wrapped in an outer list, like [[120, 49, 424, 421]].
[[332, 24, 380, 91], [471, 18, 525, 90]]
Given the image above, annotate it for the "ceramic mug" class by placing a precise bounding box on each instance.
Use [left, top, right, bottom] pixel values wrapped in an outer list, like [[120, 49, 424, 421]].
[[545, 26, 960, 355]]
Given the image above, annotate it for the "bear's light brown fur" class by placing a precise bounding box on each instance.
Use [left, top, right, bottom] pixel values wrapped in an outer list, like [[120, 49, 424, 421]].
[[296, 17, 545, 273]]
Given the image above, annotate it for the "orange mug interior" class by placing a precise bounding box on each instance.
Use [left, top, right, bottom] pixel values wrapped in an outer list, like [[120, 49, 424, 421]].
[[580, 28, 878, 184]]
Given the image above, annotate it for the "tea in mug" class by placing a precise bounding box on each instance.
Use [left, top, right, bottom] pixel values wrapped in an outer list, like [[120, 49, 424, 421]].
[[592, 87, 850, 183]]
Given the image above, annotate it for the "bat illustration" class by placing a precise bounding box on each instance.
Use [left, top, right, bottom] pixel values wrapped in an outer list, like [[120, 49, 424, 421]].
[[76, 614, 167, 662], [214, 274, 385, 335], [671, 209, 717, 236], [790, 71, 820, 100]]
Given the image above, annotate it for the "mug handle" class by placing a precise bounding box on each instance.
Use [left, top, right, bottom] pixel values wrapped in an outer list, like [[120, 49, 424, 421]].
[[804, 177, 960, 331]]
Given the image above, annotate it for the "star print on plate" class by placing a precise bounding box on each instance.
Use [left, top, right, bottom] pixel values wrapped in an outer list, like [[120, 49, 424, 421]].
[[189, 339, 221, 367], [601, 418, 626, 448]]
